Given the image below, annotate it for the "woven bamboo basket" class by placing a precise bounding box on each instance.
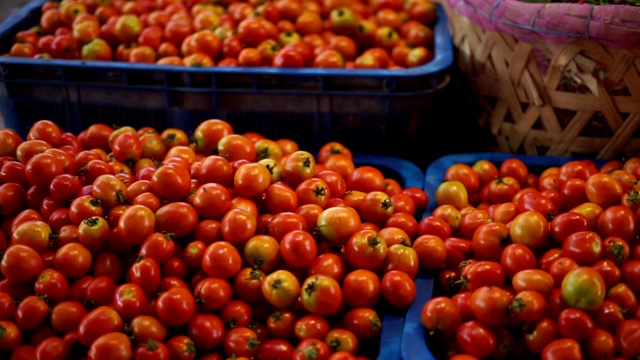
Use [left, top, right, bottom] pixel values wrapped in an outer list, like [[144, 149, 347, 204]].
[[440, 0, 640, 159]]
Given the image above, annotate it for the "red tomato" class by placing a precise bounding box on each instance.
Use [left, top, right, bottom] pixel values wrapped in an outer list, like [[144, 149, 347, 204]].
[[541, 339, 582, 360], [585, 173, 623, 208], [202, 241, 242, 279], [88, 332, 132, 360], [77, 306, 124, 346], [469, 285, 512, 327], [380, 270, 415, 308], [187, 314, 225, 350], [156, 288, 196, 327], [295, 315, 330, 340], [421, 296, 461, 336], [280, 230, 317, 269], [455, 321, 496, 358], [597, 205, 636, 242], [345, 229, 388, 271], [223, 327, 260, 358], [300, 275, 343, 315], [616, 319, 640, 357]]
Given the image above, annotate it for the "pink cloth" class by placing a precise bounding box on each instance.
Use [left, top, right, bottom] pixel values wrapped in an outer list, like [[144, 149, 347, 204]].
[[446, 0, 640, 48]]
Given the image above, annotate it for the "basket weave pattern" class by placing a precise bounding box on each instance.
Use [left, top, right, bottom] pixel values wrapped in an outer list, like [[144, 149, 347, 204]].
[[442, 0, 640, 159]]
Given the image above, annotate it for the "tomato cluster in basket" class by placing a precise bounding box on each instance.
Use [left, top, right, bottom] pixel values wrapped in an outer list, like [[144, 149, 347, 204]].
[[418, 158, 640, 359], [0, 119, 430, 359], [6, 0, 437, 68]]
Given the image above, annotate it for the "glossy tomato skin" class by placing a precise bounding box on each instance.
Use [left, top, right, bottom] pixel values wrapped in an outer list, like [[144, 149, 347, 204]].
[[421, 296, 461, 336], [300, 274, 343, 315], [616, 319, 640, 357], [455, 320, 496, 358], [541, 338, 582, 360]]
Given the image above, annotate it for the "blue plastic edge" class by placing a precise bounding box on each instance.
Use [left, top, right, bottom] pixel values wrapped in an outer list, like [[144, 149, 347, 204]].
[[0, 0, 453, 80], [401, 152, 608, 360], [352, 154, 423, 360]]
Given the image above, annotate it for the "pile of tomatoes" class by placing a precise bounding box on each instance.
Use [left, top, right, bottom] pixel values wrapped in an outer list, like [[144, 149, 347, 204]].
[[6, 0, 437, 68], [419, 157, 640, 359], [0, 119, 430, 360]]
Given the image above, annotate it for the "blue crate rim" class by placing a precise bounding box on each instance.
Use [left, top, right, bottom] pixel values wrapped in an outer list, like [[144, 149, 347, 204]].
[[0, 0, 453, 80], [402, 151, 609, 360]]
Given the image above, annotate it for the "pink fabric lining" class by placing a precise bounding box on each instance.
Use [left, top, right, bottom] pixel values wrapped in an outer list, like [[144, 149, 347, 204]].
[[447, 0, 640, 48]]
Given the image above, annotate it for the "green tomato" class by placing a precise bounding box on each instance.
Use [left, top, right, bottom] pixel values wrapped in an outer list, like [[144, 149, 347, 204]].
[[561, 267, 605, 311]]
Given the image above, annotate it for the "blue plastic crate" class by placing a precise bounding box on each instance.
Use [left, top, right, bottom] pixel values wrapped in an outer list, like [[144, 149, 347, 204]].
[[352, 153, 423, 360], [402, 152, 605, 360], [0, 0, 452, 156]]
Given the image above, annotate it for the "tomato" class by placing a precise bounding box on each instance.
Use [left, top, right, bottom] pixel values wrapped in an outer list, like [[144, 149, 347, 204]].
[[621, 260, 640, 293], [523, 317, 558, 355], [456, 321, 496, 358], [88, 332, 132, 360], [139, 232, 175, 266], [593, 300, 625, 333], [585, 328, 615, 360], [316, 206, 361, 246], [556, 308, 595, 340], [295, 315, 330, 340], [562, 266, 606, 311], [308, 253, 344, 283], [1, 245, 43, 282], [421, 296, 461, 336], [0, 321, 22, 352], [224, 327, 260, 358], [134, 339, 170, 360], [598, 205, 636, 242], [34, 268, 69, 304], [460, 261, 506, 291], [593, 259, 621, 289], [0, 292, 14, 320], [128, 257, 161, 298], [345, 229, 388, 271], [35, 336, 67, 360], [11, 220, 54, 253], [469, 286, 512, 327], [516, 191, 556, 217], [383, 243, 419, 278], [381, 270, 415, 308], [541, 339, 582, 360], [233, 268, 264, 304], [471, 222, 509, 262], [129, 315, 168, 343], [445, 163, 480, 195], [117, 205, 156, 245], [113, 283, 149, 321], [78, 306, 124, 346], [549, 212, 590, 244], [511, 269, 554, 297], [14, 295, 49, 331], [300, 275, 342, 315], [150, 164, 191, 201], [561, 231, 602, 265], [294, 339, 331, 360], [585, 173, 623, 208], [156, 288, 196, 327], [435, 180, 468, 209], [267, 310, 296, 339], [616, 319, 640, 357], [262, 270, 300, 308], [280, 230, 317, 269], [412, 234, 447, 270], [190, 183, 230, 220], [25, 152, 63, 189], [221, 299, 252, 329], [509, 211, 548, 250], [166, 335, 196, 360], [221, 208, 257, 245], [243, 235, 280, 272], [187, 314, 225, 350], [500, 243, 537, 279], [202, 241, 242, 279], [157, 202, 199, 239], [607, 283, 638, 313]]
